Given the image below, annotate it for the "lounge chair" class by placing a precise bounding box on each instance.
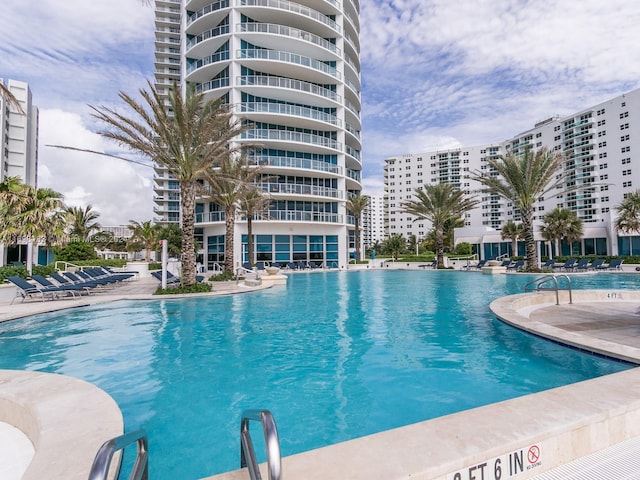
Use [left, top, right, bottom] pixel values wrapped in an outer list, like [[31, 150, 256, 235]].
[[256, 262, 265, 271], [552, 259, 576, 271], [590, 259, 605, 270], [31, 274, 91, 296], [419, 260, 437, 269], [50, 272, 99, 292], [605, 259, 624, 271], [574, 259, 591, 271], [467, 259, 487, 270], [150, 270, 180, 287], [500, 260, 512, 268], [62, 271, 111, 289], [506, 260, 525, 271], [541, 259, 555, 269], [6, 276, 66, 304], [286, 262, 297, 270], [309, 261, 323, 269]]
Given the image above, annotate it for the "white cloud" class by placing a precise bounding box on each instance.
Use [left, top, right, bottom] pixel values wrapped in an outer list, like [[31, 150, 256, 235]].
[[38, 109, 154, 226]]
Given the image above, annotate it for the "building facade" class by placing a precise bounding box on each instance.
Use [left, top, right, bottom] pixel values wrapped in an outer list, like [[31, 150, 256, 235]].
[[153, 0, 362, 270], [363, 194, 384, 249], [384, 88, 640, 261], [1, 79, 39, 266]]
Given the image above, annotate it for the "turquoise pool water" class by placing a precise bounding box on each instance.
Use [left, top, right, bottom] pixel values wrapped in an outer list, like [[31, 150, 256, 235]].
[[0, 270, 635, 478]]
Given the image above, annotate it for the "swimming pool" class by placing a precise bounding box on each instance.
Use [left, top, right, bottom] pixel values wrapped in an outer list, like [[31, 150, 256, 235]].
[[0, 271, 634, 478]]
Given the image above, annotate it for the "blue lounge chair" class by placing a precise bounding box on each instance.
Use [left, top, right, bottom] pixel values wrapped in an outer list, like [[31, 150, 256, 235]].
[[506, 260, 525, 271], [553, 259, 576, 271], [541, 259, 555, 269], [590, 259, 605, 270], [500, 260, 512, 268], [151, 270, 180, 287], [606, 259, 624, 271], [419, 260, 437, 269], [286, 262, 297, 270], [31, 274, 91, 296], [6, 276, 65, 304], [50, 272, 98, 292], [574, 259, 591, 271]]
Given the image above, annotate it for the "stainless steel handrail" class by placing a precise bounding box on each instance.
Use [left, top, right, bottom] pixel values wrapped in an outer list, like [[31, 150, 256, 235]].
[[88, 430, 149, 480], [524, 274, 573, 305], [240, 410, 282, 480]]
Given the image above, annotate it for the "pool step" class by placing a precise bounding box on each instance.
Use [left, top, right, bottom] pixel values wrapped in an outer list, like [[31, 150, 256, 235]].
[[531, 435, 640, 479]]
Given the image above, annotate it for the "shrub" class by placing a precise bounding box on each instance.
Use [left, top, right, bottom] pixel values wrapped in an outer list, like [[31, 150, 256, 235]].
[[154, 282, 212, 295], [0, 266, 29, 282], [209, 271, 235, 281], [54, 241, 98, 262], [148, 262, 162, 271]]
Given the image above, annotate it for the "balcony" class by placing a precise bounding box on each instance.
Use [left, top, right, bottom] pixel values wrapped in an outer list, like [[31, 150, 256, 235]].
[[237, 75, 341, 104], [266, 210, 343, 223], [260, 182, 343, 199], [240, 102, 340, 126], [241, 129, 342, 150], [195, 211, 226, 223], [237, 49, 341, 80], [250, 155, 343, 174], [186, 50, 230, 75], [186, 24, 231, 51], [187, 0, 230, 26], [237, 0, 340, 33], [195, 77, 230, 93], [237, 22, 340, 56]]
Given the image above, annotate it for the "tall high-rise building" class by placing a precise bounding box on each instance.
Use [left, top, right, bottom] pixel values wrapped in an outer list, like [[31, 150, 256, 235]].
[[363, 194, 385, 249], [153, 0, 362, 269], [0, 79, 39, 266], [384, 88, 640, 260], [1, 79, 38, 187]]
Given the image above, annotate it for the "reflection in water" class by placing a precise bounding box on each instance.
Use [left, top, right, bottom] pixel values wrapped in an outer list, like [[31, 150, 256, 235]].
[[0, 271, 634, 479]]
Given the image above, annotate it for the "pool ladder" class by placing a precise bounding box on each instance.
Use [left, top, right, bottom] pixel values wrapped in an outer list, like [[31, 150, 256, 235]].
[[524, 274, 573, 305], [87, 410, 281, 480]]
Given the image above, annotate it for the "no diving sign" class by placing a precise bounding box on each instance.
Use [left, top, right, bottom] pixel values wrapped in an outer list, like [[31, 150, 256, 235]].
[[447, 444, 543, 480]]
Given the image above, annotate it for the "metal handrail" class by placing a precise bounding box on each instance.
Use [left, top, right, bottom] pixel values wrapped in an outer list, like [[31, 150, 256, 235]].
[[240, 410, 282, 480], [88, 429, 149, 480], [524, 274, 573, 305]]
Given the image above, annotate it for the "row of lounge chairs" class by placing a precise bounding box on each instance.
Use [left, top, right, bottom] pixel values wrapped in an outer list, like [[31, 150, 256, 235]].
[[150, 270, 204, 287], [465, 259, 525, 271], [241, 261, 326, 271], [544, 258, 623, 272], [7, 267, 136, 304]]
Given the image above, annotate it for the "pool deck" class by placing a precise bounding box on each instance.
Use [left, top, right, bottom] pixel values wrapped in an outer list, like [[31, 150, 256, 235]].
[[2, 274, 640, 479]]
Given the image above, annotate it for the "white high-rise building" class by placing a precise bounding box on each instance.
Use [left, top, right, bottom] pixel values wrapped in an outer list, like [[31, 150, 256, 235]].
[[363, 194, 384, 249], [0, 79, 39, 267], [1, 79, 38, 187], [384, 88, 640, 261], [154, 0, 362, 269]]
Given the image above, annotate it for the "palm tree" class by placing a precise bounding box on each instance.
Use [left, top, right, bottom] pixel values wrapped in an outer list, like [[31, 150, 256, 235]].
[[345, 194, 369, 262], [501, 220, 525, 257], [0, 84, 24, 114], [128, 220, 159, 262], [66, 205, 101, 241], [239, 186, 272, 267], [203, 156, 263, 273], [0, 179, 66, 272], [402, 183, 479, 269], [540, 208, 583, 256], [471, 147, 565, 272], [615, 190, 640, 254], [90, 82, 245, 285], [382, 234, 406, 261]]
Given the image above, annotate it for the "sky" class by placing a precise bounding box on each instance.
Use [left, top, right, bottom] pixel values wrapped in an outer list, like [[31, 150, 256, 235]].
[[2, 0, 640, 225]]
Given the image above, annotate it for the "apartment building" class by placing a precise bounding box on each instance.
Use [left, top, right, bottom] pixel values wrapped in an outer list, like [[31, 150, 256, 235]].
[[384, 88, 640, 260], [153, 0, 362, 269], [1, 79, 39, 266], [363, 194, 384, 249]]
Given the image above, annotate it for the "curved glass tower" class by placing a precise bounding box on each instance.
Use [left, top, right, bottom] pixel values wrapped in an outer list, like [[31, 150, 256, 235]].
[[155, 0, 362, 269]]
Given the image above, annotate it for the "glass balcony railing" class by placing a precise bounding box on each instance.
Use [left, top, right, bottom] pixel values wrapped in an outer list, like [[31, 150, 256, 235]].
[[250, 155, 343, 174], [188, 0, 230, 26], [238, 23, 340, 55], [345, 99, 360, 116], [195, 77, 230, 93], [346, 168, 361, 182], [345, 122, 360, 139], [241, 129, 342, 149], [240, 102, 340, 125], [266, 210, 343, 223], [186, 50, 230, 74], [238, 49, 340, 79], [259, 182, 343, 198], [186, 24, 231, 50], [237, 75, 341, 103], [195, 211, 227, 223], [237, 0, 340, 33], [345, 145, 360, 160]]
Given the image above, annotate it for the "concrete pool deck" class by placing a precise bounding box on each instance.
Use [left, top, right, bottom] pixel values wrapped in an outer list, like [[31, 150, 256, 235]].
[[1, 275, 640, 479]]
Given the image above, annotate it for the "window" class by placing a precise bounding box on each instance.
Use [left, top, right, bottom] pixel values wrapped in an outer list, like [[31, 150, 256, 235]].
[[599, 152, 607, 158], [620, 123, 629, 130], [597, 108, 605, 115], [601, 163, 608, 169], [600, 185, 608, 191], [601, 207, 610, 213], [623, 169, 632, 176], [622, 146, 631, 153], [597, 119, 606, 126], [602, 196, 609, 202], [598, 131, 606, 137], [598, 142, 607, 148], [599, 174, 608, 180], [622, 157, 631, 164], [620, 111, 629, 118], [623, 181, 633, 188], [621, 134, 630, 141]]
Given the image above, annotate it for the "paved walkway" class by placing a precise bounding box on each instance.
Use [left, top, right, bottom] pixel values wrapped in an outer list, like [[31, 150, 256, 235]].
[[0, 276, 269, 324]]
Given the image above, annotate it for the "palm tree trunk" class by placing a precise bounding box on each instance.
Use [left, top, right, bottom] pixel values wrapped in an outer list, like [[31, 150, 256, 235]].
[[224, 205, 236, 274], [512, 239, 517, 257], [180, 181, 197, 286], [436, 226, 445, 269], [522, 209, 539, 272]]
